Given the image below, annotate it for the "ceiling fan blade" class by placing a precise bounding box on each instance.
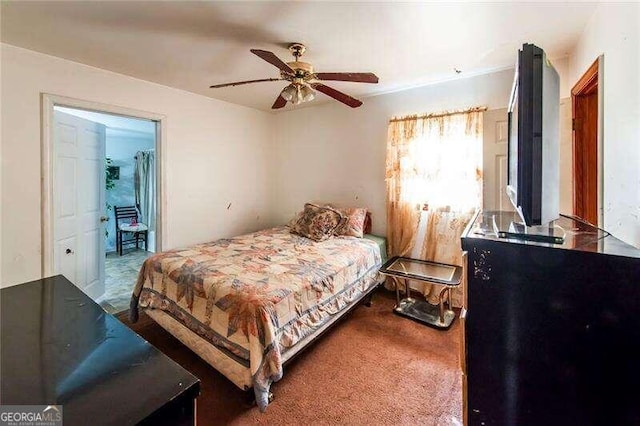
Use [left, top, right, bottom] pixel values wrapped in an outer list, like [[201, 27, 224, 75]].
[[315, 72, 379, 84], [209, 78, 282, 89], [311, 83, 363, 108], [272, 94, 287, 109], [250, 49, 295, 74]]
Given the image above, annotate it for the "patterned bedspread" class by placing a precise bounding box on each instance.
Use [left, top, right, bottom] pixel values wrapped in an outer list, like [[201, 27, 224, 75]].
[[130, 227, 382, 411]]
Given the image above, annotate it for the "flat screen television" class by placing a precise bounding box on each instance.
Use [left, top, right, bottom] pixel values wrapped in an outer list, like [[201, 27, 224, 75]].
[[507, 43, 560, 226]]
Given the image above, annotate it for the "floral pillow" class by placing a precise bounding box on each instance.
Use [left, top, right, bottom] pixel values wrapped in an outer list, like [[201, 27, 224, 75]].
[[286, 211, 303, 228], [364, 211, 372, 234], [336, 207, 368, 238], [290, 203, 346, 242]]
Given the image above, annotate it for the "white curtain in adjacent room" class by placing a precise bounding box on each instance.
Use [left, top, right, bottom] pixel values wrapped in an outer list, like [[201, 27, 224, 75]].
[[134, 150, 155, 234]]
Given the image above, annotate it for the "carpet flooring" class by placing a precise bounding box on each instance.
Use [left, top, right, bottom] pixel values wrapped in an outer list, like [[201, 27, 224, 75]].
[[119, 290, 463, 425]]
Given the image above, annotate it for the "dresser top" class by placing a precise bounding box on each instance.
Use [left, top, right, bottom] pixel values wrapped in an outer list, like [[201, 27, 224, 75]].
[[1, 275, 199, 425], [462, 210, 640, 259]]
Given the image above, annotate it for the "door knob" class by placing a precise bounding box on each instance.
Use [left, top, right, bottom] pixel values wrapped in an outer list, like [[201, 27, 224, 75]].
[[100, 216, 109, 222], [65, 248, 74, 255]]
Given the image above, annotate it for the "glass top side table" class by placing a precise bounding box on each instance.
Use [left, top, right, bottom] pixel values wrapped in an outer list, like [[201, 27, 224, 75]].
[[379, 256, 463, 329]]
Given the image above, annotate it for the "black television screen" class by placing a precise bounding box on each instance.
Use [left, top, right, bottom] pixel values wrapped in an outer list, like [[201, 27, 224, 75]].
[[507, 43, 560, 226]]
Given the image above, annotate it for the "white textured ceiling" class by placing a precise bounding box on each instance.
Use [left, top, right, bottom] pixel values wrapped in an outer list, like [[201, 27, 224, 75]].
[[1, 1, 597, 112]]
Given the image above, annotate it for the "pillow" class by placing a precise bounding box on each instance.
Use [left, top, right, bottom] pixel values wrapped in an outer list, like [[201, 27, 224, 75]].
[[285, 203, 333, 228], [286, 211, 303, 228], [336, 207, 368, 238], [290, 203, 346, 242], [364, 211, 372, 234]]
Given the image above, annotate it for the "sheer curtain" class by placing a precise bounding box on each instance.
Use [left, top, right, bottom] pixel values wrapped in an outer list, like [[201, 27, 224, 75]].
[[385, 108, 483, 306], [134, 150, 155, 233]]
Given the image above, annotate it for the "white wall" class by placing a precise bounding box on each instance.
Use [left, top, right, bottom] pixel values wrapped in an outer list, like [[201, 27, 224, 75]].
[[554, 56, 572, 99], [272, 69, 515, 236], [1, 43, 275, 287], [569, 2, 639, 247], [558, 98, 573, 215]]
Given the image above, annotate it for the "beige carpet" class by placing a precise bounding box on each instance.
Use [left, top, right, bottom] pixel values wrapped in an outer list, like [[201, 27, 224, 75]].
[[119, 290, 463, 425]]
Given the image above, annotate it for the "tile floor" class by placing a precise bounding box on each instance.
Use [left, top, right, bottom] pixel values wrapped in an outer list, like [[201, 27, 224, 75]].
[[98, 249, 153, 314]]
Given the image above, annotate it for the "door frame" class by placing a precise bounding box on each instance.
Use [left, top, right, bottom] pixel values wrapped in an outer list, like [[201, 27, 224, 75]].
[[571, 56, 604, 226], [41, 93, 167, 278]]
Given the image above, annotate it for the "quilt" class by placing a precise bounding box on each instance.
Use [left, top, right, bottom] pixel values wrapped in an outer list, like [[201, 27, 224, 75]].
[[130, 226, 382, 410]]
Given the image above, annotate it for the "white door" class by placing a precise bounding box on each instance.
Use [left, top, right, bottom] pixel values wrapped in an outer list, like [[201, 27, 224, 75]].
[[53, 110, 106, 300], [483, 108, 514, 212]]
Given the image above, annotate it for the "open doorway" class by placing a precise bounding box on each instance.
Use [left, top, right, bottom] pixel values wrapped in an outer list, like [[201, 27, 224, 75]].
[[48, 104, 159, 314]]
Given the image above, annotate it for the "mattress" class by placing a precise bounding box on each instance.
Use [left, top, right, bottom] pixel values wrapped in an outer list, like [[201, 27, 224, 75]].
[[364, 233, 388, 263], [130, 226, 383, 410]]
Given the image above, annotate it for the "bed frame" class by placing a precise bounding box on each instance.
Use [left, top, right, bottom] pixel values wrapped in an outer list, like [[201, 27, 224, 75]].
[[144, 277, 384, 405]]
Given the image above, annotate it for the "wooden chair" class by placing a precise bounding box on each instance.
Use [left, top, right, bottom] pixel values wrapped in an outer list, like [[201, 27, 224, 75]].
[[114, 206, 148, 256]]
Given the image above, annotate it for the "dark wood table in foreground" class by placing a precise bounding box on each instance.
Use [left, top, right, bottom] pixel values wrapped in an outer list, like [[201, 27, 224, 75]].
[[1, 275, 200, 425]]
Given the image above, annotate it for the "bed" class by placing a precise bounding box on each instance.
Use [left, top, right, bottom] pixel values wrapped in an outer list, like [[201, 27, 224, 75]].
[[130, 226, 385, 411]]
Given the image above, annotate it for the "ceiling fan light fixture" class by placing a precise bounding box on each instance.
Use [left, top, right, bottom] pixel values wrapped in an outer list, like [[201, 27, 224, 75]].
[[292, 86, 304, 105], [281, 85, 297, 102], [300, 84, 316, 102]]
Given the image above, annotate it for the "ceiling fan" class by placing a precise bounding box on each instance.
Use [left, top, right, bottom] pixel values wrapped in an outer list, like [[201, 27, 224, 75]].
[[209, 43, 379, 109]]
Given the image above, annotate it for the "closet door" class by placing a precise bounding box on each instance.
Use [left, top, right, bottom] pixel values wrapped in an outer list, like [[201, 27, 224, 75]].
[[482, 108, 513, 212]]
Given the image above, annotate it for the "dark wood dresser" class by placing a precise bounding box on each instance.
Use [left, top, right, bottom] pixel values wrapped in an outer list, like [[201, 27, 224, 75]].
[[461, 211, 640, 426], [1, 275, 200, 425]]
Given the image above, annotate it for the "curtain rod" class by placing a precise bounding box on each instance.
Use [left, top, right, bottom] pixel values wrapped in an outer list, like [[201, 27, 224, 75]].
[[389, 106, 488, 123]]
